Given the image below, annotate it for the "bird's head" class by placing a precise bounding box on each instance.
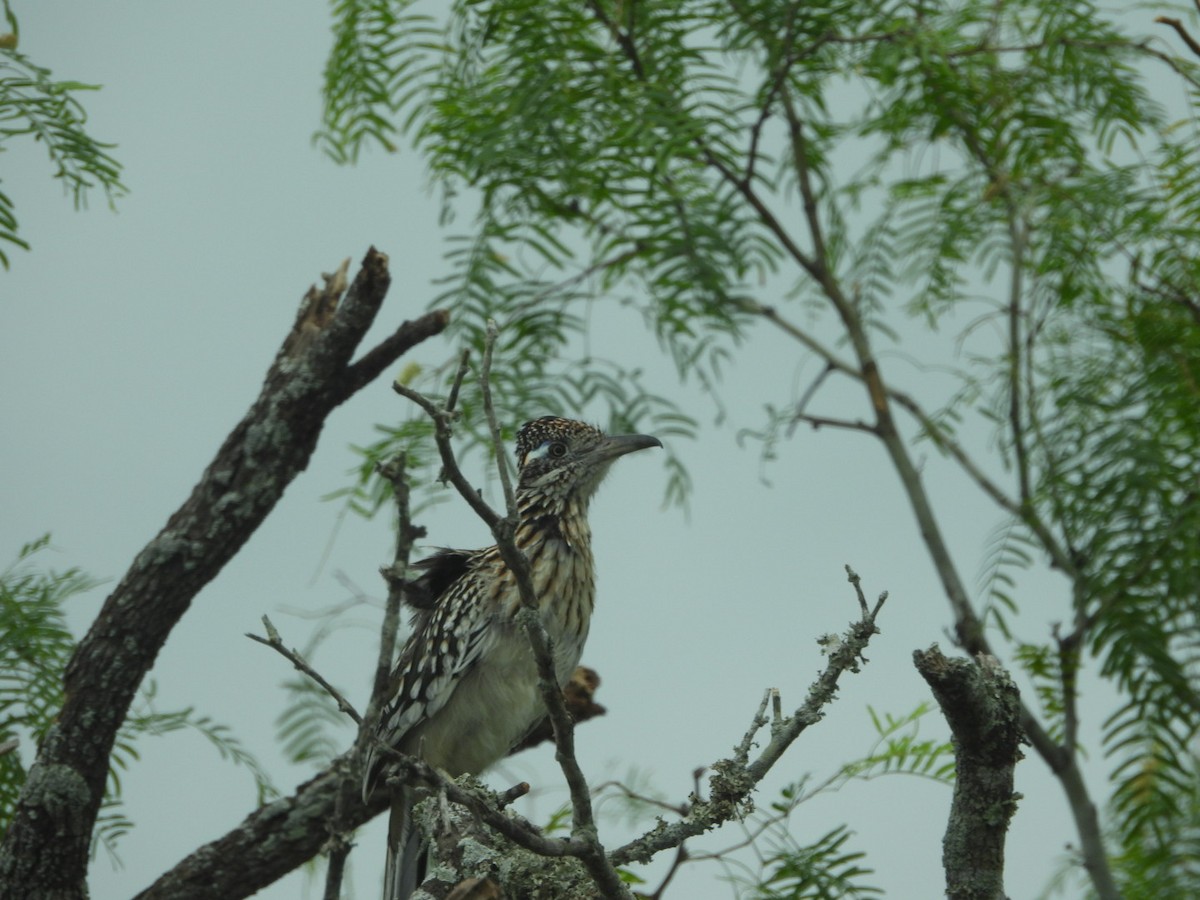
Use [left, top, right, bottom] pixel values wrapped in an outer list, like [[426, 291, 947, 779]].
[[515, 416, 662, 509]]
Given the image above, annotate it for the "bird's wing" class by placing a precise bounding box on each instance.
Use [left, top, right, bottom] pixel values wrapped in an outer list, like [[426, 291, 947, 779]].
[[402, 548, 475, 610], [384, 568, 497, 736], [364, 549, 500, 798]]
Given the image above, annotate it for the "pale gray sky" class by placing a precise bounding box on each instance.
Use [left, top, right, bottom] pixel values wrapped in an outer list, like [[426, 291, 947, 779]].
[[3, 3, 1125, 898]]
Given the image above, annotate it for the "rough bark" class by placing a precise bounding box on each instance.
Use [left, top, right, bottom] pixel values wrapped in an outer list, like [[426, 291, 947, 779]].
[[414, 780, 597, 900], [134, 754, 390, 900], [914, 645, 1023, 900], [0, 249, 449, 900]]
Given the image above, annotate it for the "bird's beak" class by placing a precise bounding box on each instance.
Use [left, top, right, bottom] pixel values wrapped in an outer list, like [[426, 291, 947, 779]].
[[592, 433, 663, 462]]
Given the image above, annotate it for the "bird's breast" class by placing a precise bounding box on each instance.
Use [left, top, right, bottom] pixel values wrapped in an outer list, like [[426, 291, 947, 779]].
[[505, 516, 596, 679]]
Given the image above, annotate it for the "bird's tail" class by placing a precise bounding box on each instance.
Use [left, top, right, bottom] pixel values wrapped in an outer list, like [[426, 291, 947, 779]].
[[384, 786, 425, 900]]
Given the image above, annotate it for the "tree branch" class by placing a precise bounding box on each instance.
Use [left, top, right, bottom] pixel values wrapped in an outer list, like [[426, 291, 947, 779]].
[[917, 67, 1118, 899], [1157, 15, 1200, 59], [399, 567, 890, 894], [914, 646, 1022, 900], [609, 568, 888, 866], [136, 752, 388, 900], [0, 248, 449, 900], [750, 298, 1024, 517]]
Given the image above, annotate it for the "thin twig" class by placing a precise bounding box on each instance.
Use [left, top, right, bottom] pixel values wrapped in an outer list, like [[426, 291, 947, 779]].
[[1054, 623, 1082, 757], [846, 565, 870, 618], [497, 782, 531, 808], [733, 690, 772, 765], [648, 842, 689, 900], [481, 320, 517, 516], [321, 838, 350, 900], [783, 93, 832, 284], [247, 616, 362, 725], [364, 454, 423, 732], [393, 380, 502, 529], [1157, 16, 1200, 59], [444, 349, 472, 415], [730, 0, 807, 188], [592, 781, 689, 819], [786, 363, 833, 437], [1005, 211, 1033, 509], [745, 298, 1025, 518], [793, 413, 878, 434]]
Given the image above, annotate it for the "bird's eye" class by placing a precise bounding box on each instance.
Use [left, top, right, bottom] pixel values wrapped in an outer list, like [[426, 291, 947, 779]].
[[548, 441, 568, 458]]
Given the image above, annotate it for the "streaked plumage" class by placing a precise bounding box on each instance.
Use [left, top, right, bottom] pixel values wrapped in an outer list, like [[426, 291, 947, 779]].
[[363, 416, 661, 899]]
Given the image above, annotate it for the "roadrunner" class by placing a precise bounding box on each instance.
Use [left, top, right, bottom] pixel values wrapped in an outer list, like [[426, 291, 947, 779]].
[[363, 416, 662, 899]]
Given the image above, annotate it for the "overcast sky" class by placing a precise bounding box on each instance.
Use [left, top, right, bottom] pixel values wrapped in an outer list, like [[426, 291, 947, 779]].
[[2, 3, 1143, 898]]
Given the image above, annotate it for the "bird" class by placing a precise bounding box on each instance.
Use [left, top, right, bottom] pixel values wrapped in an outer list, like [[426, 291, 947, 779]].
[[362, 415, 662, 900]]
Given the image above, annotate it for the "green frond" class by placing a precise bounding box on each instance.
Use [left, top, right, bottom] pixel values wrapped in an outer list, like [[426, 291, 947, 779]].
[[1105, 748, 1200, 898], [751, 825, 883, 899], [315, 0, 440, 163], [0, 40, 126, 266], [0, 536, 98, 831], [978, 520, 1038, 640], [275, 676, 350, 768], [0, 540, 277, 857], [839, 704, 955, 785]]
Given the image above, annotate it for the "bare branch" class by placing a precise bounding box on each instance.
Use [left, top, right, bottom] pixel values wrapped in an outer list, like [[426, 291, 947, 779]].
[[845, 565, 872, 618], [1157, 15, 1200, 59], [646, 842, 689, 900], [1005, 212, 1033, 510], [610, 572, 888, 866], [787, 363, 834, 436], [410, 571, 890, 890], [748, 298, 1024, 517], [733, 690, 772, 766], [246, 615, 362, 725], [444, 348, 472, 415], [792, 413, 878, 434], [392, 380, 503, 530], [476, 326, 627, 897], [321, 822, 352, 900], [367, 454, 423, 726], [0, 249, 448, 900]]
